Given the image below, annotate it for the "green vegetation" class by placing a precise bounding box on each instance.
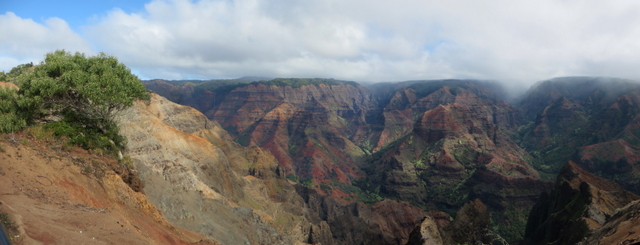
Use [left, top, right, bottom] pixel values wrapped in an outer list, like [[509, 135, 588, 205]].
[[406, 79, 503, 100], [252, 78, 359, 88], [0, 62, 34, 82], [491, 206, 529, 242], [319, 182, 332, 194], [202, 83, 249, 97], [0, 50, 149, 154], [0, 87, 27, 133], [170, 78, 358, 102], [300, 178, 314, 188], [163, 76, 262, 88], [519, 94, 640, 180], [412, 158, 426, 168], [351, 178, 385, 204], [0, 209, 18, 241], [285, 173, 299, 182], [452, 145, 480, 167]]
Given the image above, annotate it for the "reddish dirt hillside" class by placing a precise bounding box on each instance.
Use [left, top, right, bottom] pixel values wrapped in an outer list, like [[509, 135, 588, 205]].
[[0, 82, 19, 90], [0, 132, 217, 245]]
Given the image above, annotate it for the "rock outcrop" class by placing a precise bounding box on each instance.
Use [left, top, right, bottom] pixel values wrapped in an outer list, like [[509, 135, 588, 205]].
[[406, 199, 509, 245], [523, 161, 640, 245], [441, 199, 508, 245], [579, 199, 640, 245], [405, 215, 445, 245]]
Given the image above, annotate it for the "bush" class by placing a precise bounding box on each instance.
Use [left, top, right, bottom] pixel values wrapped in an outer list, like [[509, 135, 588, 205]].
[[14, 50, 149, 125], [44, 112, 125, 153], [0, 87, 26, 133], [0, 50, 149, 154]]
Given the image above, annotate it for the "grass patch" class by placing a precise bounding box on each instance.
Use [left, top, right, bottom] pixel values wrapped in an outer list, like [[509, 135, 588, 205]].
[[0, 210, 18, 239], [285, 174, 299, 182], [24, 126, 56, 143], [120, 155, 134, 169], [253, 78, 358, 88]]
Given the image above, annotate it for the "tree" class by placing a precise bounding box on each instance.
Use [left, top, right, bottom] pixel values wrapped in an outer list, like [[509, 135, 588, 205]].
[[8, 62, 33, 77], [2, 50, 149, 152], [0, 62, 33, 82], [15, 50, 148, 124]]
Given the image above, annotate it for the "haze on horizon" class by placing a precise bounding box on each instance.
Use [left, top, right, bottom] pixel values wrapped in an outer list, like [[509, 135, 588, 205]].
[[2, 0, 640, 89]]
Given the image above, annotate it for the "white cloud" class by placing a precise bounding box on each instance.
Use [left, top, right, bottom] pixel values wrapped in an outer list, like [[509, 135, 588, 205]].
[[0, 12, 93, 72], [4, 0, 640, 87]]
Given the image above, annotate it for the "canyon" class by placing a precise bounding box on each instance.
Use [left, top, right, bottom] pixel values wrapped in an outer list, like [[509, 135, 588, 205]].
[[3, 76, 640, 244], [143, 76, 640, 243]]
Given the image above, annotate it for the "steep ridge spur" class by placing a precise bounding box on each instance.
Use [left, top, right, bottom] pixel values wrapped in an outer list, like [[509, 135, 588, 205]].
[[523, 161, 640, 244], [515, 77, 640, 244], [118, 93, 429, 244]]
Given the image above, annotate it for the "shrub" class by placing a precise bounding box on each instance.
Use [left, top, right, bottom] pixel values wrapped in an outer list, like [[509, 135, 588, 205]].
[[0, 87, 26, 133], [0, 50, 149, 154], [14, 50, 149, 126]]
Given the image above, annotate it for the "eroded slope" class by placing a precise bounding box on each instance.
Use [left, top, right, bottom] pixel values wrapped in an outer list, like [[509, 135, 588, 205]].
[[118, 93, 429, 245], [0, 133, 213, 244]]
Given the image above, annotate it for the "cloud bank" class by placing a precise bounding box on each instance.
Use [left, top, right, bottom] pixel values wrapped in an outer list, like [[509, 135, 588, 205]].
[[0, 12, 93, 69], [3, 0, 640, 87]]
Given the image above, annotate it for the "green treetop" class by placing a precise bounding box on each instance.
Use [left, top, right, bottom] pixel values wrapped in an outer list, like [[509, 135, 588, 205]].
[[0, 50, 149, 153], [15, 50, 148, 124]]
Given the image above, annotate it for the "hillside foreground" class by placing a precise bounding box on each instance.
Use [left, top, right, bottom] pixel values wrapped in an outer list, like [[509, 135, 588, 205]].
[[0, 131, 217, 245]]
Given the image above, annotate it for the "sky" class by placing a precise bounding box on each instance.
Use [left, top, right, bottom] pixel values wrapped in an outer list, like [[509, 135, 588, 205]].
[[2, 0, 640, 88]]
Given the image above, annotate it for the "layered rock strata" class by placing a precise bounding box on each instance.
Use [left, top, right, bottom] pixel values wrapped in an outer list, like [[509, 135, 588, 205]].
[[523, 161, 640, 245]]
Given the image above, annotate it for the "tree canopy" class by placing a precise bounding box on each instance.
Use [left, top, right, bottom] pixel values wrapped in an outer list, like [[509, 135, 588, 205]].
[[0, 50, 149, 153], [14, 50, 148, 123]]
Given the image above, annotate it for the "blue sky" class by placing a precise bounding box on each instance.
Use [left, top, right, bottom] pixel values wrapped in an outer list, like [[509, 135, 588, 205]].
[[3, 1, 147, 32], [2, 0, 640, 88]]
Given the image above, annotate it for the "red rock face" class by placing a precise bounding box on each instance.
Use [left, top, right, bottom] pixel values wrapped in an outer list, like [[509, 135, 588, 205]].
[[120, 93, 438, 245], [145, 79, 543, 241], [365, 85, 545, 242], [576, 110, 640, 193], [136, 77, 640, 243], [375, 87, 538, 189], [199, 83, 376, 197], [358, 199, 435, 244]]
